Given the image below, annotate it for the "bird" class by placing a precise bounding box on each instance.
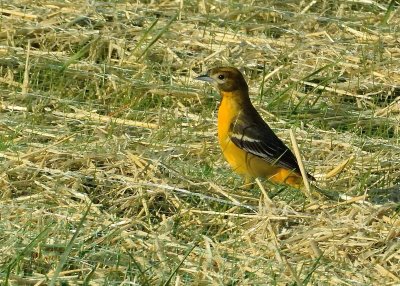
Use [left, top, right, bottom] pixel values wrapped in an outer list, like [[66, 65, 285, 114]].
[[195, 66, 314, 189]]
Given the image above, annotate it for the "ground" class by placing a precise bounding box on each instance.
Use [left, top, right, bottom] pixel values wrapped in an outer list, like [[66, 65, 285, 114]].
[[0, 0, 399, 285]]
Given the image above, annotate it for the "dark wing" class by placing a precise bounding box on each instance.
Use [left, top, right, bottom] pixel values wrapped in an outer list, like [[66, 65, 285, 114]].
[[229, 106, 304, 176]]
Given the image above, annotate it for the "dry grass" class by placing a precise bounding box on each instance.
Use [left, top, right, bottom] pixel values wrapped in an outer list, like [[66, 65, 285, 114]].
[[1, 0, 399, 285]]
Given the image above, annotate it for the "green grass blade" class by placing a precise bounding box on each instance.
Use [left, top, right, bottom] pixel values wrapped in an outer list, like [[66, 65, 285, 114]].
[[137, 13, 178, 61], [49, 203, 91, 286], [302, 254, 323, 285], [126, 251, 151, 286], [381, 0, 397, 25], [160, 243, 197, 286], [60, 36, 100, 72], [132, 17, 160, 54], [82, 263, 97, 286], [3, 224, 53, 286], [267, 63, 336, 108]]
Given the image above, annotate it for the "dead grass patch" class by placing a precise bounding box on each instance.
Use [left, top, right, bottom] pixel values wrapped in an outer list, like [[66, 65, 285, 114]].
[[1, 0, 399, 285]]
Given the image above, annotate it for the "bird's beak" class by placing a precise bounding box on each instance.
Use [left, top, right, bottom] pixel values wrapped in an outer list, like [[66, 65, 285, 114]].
[[194, 74, 214, 83]]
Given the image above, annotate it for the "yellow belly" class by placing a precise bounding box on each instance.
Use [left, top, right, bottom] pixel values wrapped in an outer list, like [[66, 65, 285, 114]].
[[217, 97, 302, 188]]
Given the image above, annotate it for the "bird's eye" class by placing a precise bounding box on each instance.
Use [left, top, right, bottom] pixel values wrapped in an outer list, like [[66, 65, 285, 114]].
[[218, 74, 225, 80]]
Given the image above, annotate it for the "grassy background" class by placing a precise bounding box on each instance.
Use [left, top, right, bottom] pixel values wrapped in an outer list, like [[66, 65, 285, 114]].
[[1, 0, 399, 285]]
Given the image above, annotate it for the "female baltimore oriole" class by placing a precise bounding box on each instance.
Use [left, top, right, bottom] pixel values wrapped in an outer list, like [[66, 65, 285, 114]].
[[195, 67, 314, 189]]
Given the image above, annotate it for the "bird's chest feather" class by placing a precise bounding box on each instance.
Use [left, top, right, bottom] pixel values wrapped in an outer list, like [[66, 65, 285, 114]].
[[217, 96, 238, 145], [217, 96, 249, 173]]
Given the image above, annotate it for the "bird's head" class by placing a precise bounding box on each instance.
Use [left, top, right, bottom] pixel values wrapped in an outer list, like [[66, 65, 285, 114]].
[[195, 67, 248, 93]]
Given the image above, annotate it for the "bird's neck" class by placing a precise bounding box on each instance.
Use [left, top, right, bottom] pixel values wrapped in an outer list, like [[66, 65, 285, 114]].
[[220, 89, 251, 106]]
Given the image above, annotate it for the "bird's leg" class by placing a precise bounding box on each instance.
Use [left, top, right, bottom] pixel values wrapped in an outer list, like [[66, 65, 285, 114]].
[[241, 176, 255, 190]]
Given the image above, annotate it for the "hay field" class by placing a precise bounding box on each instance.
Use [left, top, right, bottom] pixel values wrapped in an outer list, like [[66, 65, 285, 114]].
[[1, 0, 399, 285]]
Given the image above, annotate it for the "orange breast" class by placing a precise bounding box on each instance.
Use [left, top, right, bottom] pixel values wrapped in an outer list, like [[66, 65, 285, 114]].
[[217, 96, 246, 173]]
